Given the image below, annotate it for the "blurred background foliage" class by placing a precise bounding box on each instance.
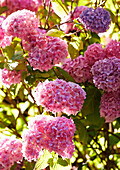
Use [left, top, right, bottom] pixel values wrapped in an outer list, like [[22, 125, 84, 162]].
[[0, 0, 120, 169]]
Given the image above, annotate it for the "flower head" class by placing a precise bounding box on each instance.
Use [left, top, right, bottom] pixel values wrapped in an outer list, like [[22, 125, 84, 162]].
[[105, 40, 120, 59], [62, 55, 92, 83], [0, 0, 39, 14], [0, 68, 23, 87], [80, 7, 111, 33], [28, 36, 68, 71], [22, 115, 75, 161], [2, 9, 39, 40], [100, 89, 120, 122], [33, 79, 86, 115], [0, 136, 23, 170], [91, 57, 120, 92], [84, 43, 106, 66]]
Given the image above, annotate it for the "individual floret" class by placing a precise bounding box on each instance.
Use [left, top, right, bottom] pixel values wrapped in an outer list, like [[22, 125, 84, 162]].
[[0, 68, 23, 88], [91, 57, 120, 92], [22, 115, 75, 161], [62, 55, 92, 83], [0, 136, 23, 170], [80, 7, 111, 33], [28, 36, 68, 71], [100, 89, 120, 122], [0, 0, 39, 14], [33, 79, 86, 115], [84, 43, 106, 66], [105, 40, 120, 59], [2, 9, 39, 40]]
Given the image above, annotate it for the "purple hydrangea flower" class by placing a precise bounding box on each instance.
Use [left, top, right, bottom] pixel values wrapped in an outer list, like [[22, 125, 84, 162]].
[[22, 115, 76, 161], [100, 89, 120, 122], [91, 57, 120, 92], [80, 7, 111, 33]]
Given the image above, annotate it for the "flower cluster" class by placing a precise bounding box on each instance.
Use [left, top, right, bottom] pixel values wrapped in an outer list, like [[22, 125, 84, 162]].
[[33, 79, 86, 115], [62, 55, 92, 83], [28, 36, 68, 71], [100, 89, 120, 122], [105, 40, 120, 59], [22, 115, 76, 161], [0, 68, 23, 87], [2, 9, 39, 40], [80, 7, 111, 33], [91, 57, 120, 92], [0, 136, 23, 170], [22, 30, 47, 51], [84, 43, 105, 66], [0, 0, 39, 14], [0, 16, 12, 48], [61, 6, 88, 33]]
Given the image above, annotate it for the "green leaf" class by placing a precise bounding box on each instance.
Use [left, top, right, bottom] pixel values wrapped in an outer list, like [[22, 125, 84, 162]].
[[51, 0, 69, 18], [4, 46, 15, 60], [34, 150, 52, 170], [73, 118, 89, 144], [81, 86, 104, 128], [50, 157, 71, 170], [0, 6, 8, 14], [23, 160, 35, 170], [109, 133, 120, 146], [0, 62, 5, 69], [68, 43, 79, 59], [81, 86, 101, 116], [12, 52, 23, 61], [46, 29, 65, 37], [68, 36, 83, 60], [55, 67, 76, 82]]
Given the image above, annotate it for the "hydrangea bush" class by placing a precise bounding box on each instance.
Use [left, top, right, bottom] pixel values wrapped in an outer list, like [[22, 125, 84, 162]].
[[0, 0, 120, 169]]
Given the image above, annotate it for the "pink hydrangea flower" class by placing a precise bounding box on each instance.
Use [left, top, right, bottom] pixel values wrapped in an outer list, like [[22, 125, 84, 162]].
[[61, 6, 88, 33], [2, 9, 39, 40], [0, 68, 23, 87], [22, 29, 47, 51], [62, 55, 92, 83], [22, 115, 75, 161], [0, 0, 39, 14], [100, 89, 120, 122], [105, 40, 120, 59], [0, 136, 23, 170], [0, 16, 13, 48], [84, 43, 106, 66], [91, 57, 120, 92], [0, 35, 13, 48], [28, 36, 68, 71], [33, 79, 86, 115]]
